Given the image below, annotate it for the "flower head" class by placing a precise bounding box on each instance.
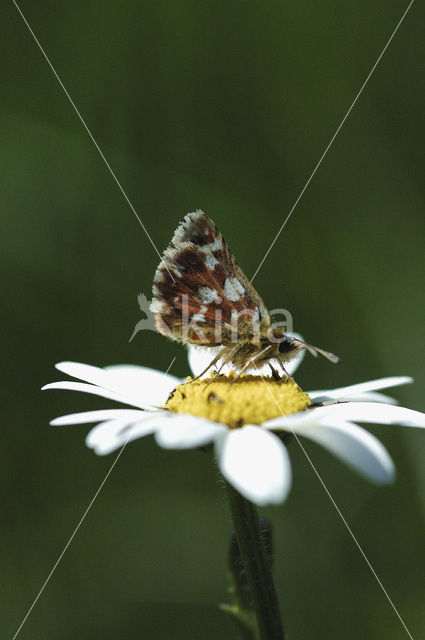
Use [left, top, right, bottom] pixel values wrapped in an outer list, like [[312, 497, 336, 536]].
[[165, 375, 311, 428], [43, 344, 425, 506]]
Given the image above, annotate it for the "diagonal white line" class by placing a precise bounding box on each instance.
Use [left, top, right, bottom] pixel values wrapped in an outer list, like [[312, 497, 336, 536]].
[[251, 0, 415, 283], [12, 356, 176, 639], [257, 371, 414, 639], [11, 0, 175, 282], [12, 444, 126, 640]]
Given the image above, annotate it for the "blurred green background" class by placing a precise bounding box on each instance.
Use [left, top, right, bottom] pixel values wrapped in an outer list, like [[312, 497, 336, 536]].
[[1, 1, 424, 638]]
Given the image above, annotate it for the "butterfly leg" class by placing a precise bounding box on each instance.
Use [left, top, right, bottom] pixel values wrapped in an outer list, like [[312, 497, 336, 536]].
[[277, 359, 305, 392], [187, 354, 221, 383], [277, 359, 291, 381], [269, 363, 281, 381], [203, 359, 232, 390], [230, 346, 273, 385]]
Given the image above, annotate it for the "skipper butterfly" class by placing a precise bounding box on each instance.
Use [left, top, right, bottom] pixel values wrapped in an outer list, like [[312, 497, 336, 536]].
[[150, 210, 339, 378]]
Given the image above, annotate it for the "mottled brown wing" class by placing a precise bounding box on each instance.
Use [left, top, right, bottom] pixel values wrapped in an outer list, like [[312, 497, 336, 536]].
[[150, 210, 270, 345]]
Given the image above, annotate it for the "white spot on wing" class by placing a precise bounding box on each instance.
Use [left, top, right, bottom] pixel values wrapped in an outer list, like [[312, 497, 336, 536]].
[[200, 237, 222, 252], [223, 278, 245, 302], [154, 268, 166, 283], [191, 209, 204, 221], [205, 254, 219, 270], [191, 304, 208, 323], [199, 287, 221, 304], [172, 210, 206, 245], [150, 299, 168, 314]]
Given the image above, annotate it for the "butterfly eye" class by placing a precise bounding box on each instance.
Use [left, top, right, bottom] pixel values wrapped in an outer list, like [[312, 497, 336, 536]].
[[278, 337, 294, 354]]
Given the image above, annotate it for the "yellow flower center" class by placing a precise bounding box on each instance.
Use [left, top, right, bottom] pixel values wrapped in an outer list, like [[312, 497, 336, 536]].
[[164, 373, 311, 429]]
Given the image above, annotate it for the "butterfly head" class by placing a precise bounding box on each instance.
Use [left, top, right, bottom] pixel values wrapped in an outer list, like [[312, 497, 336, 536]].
[[277, 334, 303, 363], [276, 333, 340, 365], [259, 328, 339, 370]]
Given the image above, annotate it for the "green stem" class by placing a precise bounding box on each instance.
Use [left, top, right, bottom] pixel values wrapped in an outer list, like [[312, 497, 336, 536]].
[[224, 481, 285, 640]]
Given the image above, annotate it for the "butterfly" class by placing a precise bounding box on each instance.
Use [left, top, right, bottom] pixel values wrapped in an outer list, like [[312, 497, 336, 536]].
[[150, 210, 339, 379]]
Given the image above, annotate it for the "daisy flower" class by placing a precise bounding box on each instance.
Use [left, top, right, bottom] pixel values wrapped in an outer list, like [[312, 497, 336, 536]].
[[43, 344, 425, 507]]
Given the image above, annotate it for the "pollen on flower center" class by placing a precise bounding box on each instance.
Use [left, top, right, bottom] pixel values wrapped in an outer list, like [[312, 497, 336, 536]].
[[164, 373, 311, 429]]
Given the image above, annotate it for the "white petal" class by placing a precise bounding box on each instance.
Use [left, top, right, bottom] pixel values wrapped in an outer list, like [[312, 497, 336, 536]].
[[265, 401, 425, 432], [308, 376, 413, 403], [54, 361, 179, 407], [50, 409, 146, 426], [264, 408, 335, 432], [289, 419, 395, 483], [187, 332, 305, 379], [310, 402, 425, 428], [86, 414, 161, 455], [319, 392, 398, 404], [155, 414, 226, 449], [312, 392, 400, 405], [42, 381, 137, 405], [102, 365, 181, 407], [55, 361, 113, 387], [216, 426, 292, 506]]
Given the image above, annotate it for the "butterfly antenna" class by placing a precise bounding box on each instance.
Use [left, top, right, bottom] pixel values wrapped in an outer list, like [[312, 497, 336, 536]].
[[294, 338, 340, 364]]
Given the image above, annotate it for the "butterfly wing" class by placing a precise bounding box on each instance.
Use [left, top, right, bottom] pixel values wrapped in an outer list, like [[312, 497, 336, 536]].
[[151, 210, 270, 345]]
